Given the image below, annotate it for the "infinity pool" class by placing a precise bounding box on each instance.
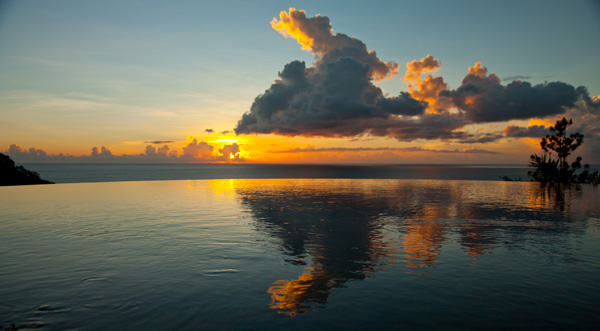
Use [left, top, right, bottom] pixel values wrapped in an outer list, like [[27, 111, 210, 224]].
[[1, 179, 598, 330]]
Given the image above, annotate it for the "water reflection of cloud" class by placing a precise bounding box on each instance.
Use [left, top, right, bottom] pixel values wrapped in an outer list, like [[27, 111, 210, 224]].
[[230, 179, 599, 316]]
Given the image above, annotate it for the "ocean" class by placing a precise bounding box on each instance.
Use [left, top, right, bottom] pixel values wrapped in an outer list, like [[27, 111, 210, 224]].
[[1, 178, 599, 329], [21, 163, 531, 183]]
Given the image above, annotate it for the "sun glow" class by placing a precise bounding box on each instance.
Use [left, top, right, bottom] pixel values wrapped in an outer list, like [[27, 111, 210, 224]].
[[528, 118, 553, 127], [210, 139, 240, 144]]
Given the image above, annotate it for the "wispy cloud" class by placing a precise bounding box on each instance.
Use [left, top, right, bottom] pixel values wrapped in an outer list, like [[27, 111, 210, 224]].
[[270, 146, 499, 154], [144, 140, 174, 144], [502, 75, 532, 82]]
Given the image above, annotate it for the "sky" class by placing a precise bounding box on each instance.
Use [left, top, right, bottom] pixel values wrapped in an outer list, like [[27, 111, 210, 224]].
[[1, 0, 599, 164]]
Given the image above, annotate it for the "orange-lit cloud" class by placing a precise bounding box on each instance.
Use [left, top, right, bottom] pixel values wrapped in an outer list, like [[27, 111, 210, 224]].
[[405, 55, 448, 112], [270, 8, 398, 81], [182, 138, 213, 158], [218, 143, 240, 161], [467, 61, 490, 78], [405, 54, 441, 82], [271, 8, 315, 51]]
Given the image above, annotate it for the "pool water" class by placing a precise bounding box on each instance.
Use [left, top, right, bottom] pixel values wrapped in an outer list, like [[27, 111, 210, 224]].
[[1, 179, 598, 330]]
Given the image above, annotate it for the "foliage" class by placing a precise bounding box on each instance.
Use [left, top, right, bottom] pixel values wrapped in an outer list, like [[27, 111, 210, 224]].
[[527, 118, 599, 184], [0, 153, 54, 186]]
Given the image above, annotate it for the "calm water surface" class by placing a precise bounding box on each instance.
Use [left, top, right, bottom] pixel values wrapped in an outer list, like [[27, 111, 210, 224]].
[[21, 163, 530, 183], [0, 179, 599, 330]]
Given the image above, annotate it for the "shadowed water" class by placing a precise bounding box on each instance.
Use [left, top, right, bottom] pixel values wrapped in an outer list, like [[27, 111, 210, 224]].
[[0, 179, 598, 330]]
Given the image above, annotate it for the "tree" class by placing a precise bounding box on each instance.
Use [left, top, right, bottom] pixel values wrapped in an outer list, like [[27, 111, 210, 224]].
[[528, 118, 599, 184], [0, 153, 54, 186]]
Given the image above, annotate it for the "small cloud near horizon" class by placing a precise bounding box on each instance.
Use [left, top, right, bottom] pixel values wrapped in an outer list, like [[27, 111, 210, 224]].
[[4, 139, 244, 163]]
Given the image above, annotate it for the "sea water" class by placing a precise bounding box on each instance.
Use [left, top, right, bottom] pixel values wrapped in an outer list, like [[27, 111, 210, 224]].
[[1, 179, 599, 330], [21, 163, 530, 183]]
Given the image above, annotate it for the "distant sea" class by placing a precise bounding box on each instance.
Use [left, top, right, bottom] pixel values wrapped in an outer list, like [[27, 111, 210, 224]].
[[21, 163, 531, 184]]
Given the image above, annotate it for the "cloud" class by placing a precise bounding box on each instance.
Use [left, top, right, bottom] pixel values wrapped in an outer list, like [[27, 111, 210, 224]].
[[270, 145, 499, 154], [218, 143, 241, 161], [504, 125, 548, 138], [270, 8, 398, 81], [235, 9, 426, 138], [440, 62, 581, 123], [145, 140, 174, 144], [234, 9, 599, 147], [4, 139, 245, 163], [576, 86, 600, 111], [502, 75, 532, 82], [221, 130, 231, 134], [205, 129, 214, 133], [145, 144, 170, 156], [405, 55, 449, 112], [457, 133, 505, 144], [182, 138, 214, 158], [7, 144, 47, 157], [91, 146, 113, 157]]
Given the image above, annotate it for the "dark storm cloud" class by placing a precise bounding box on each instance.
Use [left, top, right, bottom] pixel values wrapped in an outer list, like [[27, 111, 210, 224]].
[[441, 70, 580, 123], [235, 8, 426, 138], [235, 58, 426, 137]]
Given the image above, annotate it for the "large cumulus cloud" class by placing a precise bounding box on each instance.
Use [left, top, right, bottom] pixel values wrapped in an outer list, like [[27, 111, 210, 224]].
[[235, 8, 426, 138], [236, 9, 599, 146], [235, 58, 425, 137], [441, 63, 581, 123], [270, 8, 398, 81]]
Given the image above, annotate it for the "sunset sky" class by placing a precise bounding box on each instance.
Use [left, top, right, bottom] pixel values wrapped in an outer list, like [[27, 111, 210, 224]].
[[1, 0, 599, 164]]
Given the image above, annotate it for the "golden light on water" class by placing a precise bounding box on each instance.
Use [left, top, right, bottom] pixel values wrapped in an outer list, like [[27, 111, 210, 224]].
[[268, 271, 319, 317]]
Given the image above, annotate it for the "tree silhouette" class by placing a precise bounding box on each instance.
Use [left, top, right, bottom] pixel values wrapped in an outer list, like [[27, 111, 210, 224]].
[[528, 118, 598, 184], [0, 153, 54, 186]]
